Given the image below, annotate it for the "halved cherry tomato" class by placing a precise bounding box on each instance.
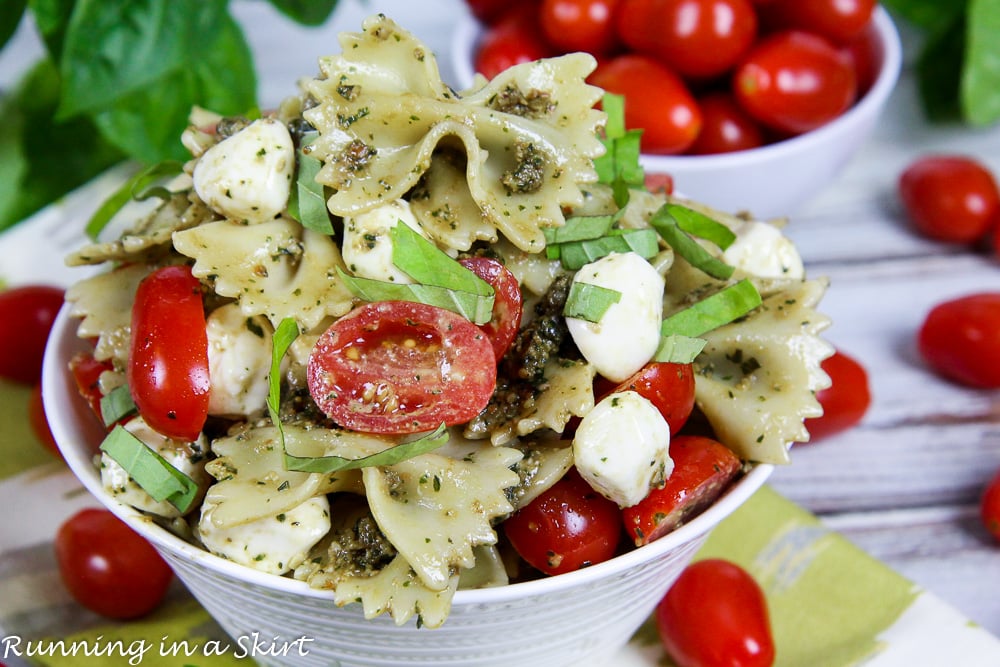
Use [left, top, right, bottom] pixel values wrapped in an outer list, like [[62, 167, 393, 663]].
[[55, 508, 174, 620], [459, 256, 524, 360], [0, 284, 65, 385], [657, 558, 775, 667], [759, 0, 876, 44], [308, 300, 497, 434], [804, 348, 871, 442], [898, 155, 1000, 244], [475, 7, 552, 80], [645, 172, 675, 195], [918, 293, 1000, 389], [29, 382, 61, 460], [617, 0, 758, 80], [504, 467, 623, 575], [127, 265, 209, 441], [589, 54, 702, 154], [598, 362, 696, 435], [981, 468, 1000, 542], [622, 435, 741, 545], [688, 91, 765, 155], [70, 350, 114, 424], [540, 0, 621, 55], [734, 30, 857, 135]]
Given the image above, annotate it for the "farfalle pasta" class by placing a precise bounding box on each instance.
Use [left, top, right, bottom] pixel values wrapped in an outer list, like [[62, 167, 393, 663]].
[[61, 14, 831, 628]]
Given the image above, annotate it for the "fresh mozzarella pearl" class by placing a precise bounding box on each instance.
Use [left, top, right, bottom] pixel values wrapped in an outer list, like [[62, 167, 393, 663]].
[[342, 199, 428, 283], [573, 390, 673, 508], [205, 304, 273, 417], [566, 252, 664, 383], [722, 220, 805, 280], [101, 417, 211, 518], [193, 118, 294, 224], [198, 495, 331, 575]]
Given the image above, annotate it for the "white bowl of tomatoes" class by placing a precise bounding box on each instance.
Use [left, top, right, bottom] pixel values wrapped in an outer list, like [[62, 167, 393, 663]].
[[452, 0, 902, 219]]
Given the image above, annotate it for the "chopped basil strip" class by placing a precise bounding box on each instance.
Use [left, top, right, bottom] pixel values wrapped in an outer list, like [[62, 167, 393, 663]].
[[542, 211, 620, 246], [654, 335, 708, 364], [664, 203, 737, 250], [660, 279, 763, 338], [338, 269, 495, 325], [268, 317, 300, 430], [85, 160, 185, 240], [564, 281, 622, 323], [390, 223, 492, 297], [557, 228, 660, 270], [99, 425, 199, 513], [649, 205, 735, 281], [99, 384, 137, 427], [287, 147, 333, 234], [593, 93, 644, 208], [283, 423, 450, 473]]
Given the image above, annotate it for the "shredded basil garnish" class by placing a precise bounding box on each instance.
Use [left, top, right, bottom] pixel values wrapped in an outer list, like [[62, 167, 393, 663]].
[[564, 281, 623, 323], [649, 205, 735, 281], [85, 160, 185, 240], [593, 93, 644, 208], [663, 203, 737, 250], [660, 279, 763, 338], [99, 384, 137, 427], [287, 144, 332, 234], [99, 425, 199, 513], [556, 228, 659, 270], [654, 335, 708, 364]]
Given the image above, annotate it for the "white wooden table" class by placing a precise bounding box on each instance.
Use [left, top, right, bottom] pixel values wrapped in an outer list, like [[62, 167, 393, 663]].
[[3, 0, 999, 643]]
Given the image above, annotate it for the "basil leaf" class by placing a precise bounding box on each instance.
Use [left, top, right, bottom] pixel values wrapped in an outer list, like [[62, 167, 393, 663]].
[[663, 203, 737, 250], [287, 148, 332, 234], [542, 212, 618, 246], [649, 205, 735, 281], [99, 424, 200, 513], [915, 15, 966, 123], [100, 384, 137, 427], [284, 423, 450, 473], [268, 317, 301, 431], [0, 0, 27, 51], [266, 0, 339, 26], [593, 93, 644, 208], [962, 0, 1000, 126], [564, 281, 622, 323], [660, 279, 762, 338], [654, 335, 707, 364], [557, 228, 660, 270], [338, 269, 495, 326], [84, 160, 184, 240], [391, 223, 492, 296]]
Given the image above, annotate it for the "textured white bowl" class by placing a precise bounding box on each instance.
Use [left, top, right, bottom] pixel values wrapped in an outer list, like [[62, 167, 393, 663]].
[[43, 307, 773, 667], [450, 7, 902, 220]]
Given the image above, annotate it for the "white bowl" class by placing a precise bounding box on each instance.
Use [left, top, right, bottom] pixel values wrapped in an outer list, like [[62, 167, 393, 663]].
[[450, 7, 902, 220], [43, 307, 773, 667]]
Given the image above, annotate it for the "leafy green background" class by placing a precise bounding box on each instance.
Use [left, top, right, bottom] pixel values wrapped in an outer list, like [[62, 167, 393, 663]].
[[0, 0, 339, 233]]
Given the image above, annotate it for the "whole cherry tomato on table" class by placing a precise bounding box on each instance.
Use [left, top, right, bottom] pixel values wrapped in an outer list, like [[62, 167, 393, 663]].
[[503, 467, 623, 575], [0, 284, 65, 385], [308, 300, 497, 434], [804, 348, 871, 442], [540, 0, 621, 55], [589, 54, 702, 154], [55, 508, 174, 620], [688, 91, 766, 155], [128, 265, 210, 442], [657, 558, 775, 667], [917, 293, 1000, 389], [622, 435, 741, 545], [616, 0, 758, 80], [898, 155, 1000, 244], [757, 0, 876, 44], [981, 469, 1000, 542], [734, 30, 857, 135]]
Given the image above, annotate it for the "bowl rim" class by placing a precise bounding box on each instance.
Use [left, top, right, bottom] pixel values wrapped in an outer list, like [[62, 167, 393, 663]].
[[449, 6, 903, 173], [42, 305, 774, 607]]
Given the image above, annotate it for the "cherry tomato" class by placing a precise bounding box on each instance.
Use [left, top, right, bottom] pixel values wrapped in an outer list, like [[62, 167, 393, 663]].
[[589, 54, 702, 154], [734, 30, 857, 135], [804, 348, 871, 442], [54, 508, 174, 620], [839, 19, 881, 97], [981, 468, 1000, 542], [598, 362, 696, 435], [541, 0, 621, 55], [70, 350, 115, 424], [29, 382, 62, 460], [466, 0, 536, 24], [898, 155, 1000, 244], [688, 91, 765, 155], [759, 0, 876, 44], [475, 8, 551, 80], [617, 0, 758, 80], [645, 172, 675, 195], [0, 284, 65, 385], [459, 256, 524, 360], [308, 300, 497, 434], [504, 467, 623, 575], [918, 293, 1000, 389], [622, 435, 741, 545], [657, 558, 775, 667], [128, 265, 209, 441]]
